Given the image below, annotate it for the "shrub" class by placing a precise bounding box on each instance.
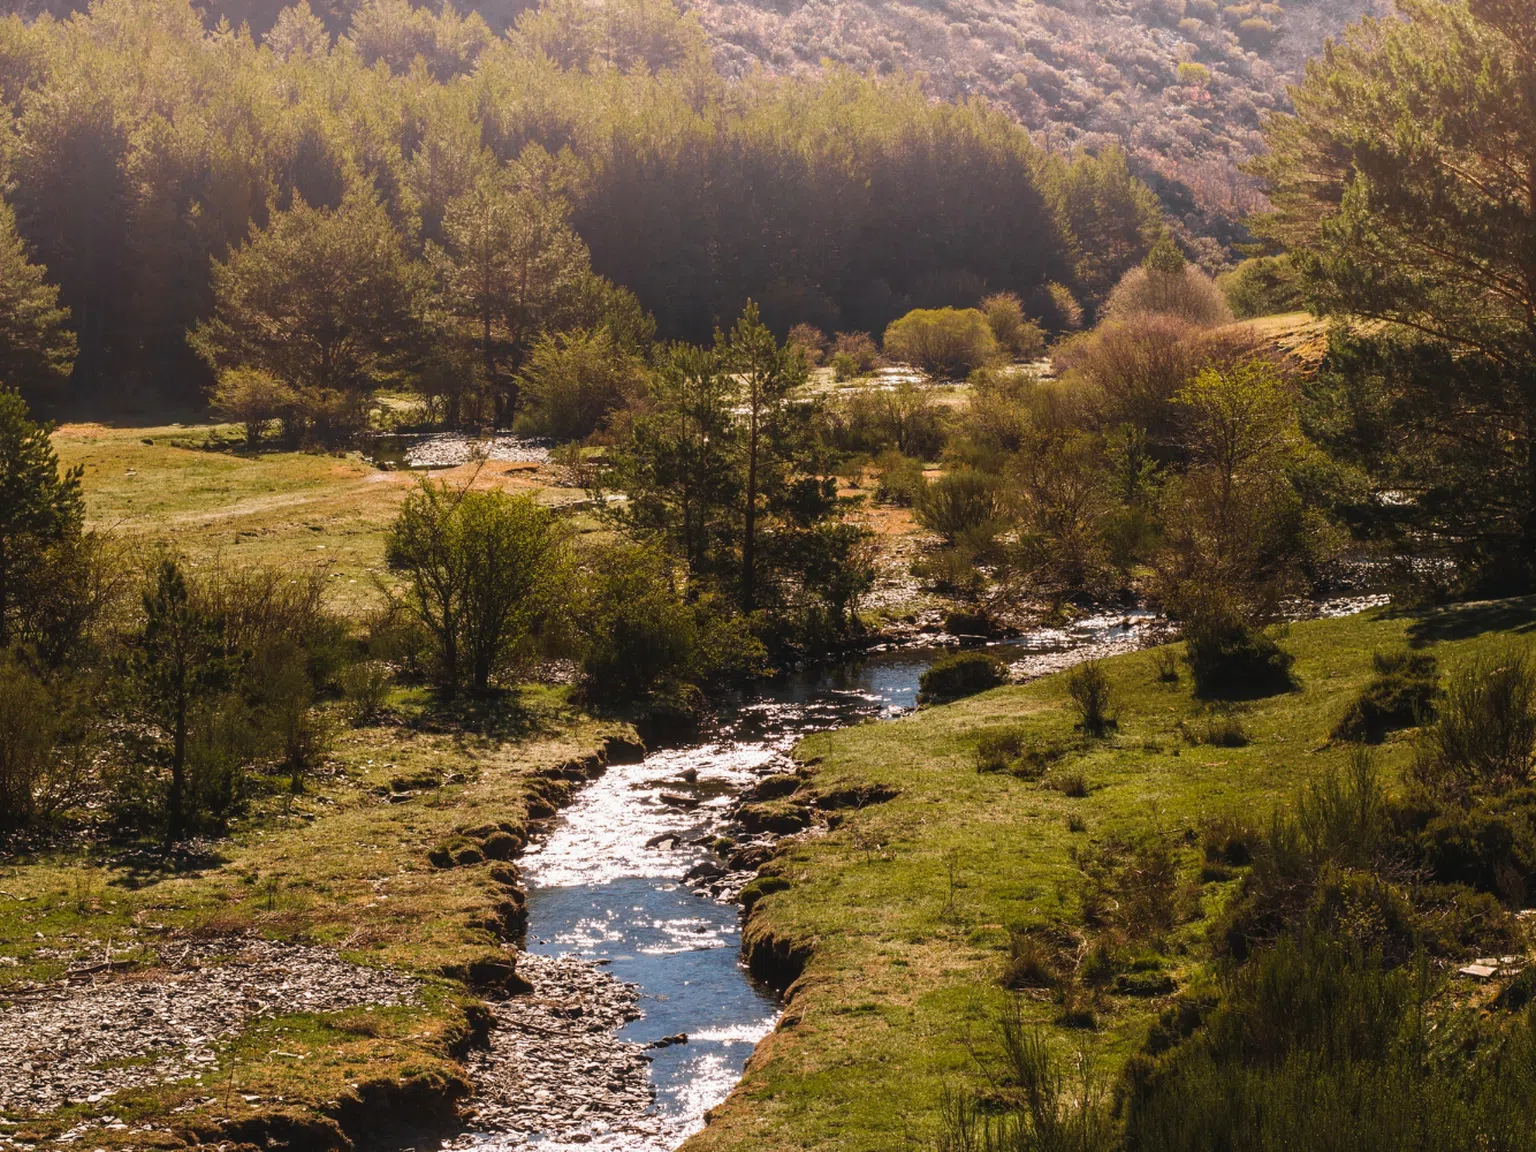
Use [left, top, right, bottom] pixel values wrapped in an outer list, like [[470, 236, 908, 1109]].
[[874, 449, 926, 506], [341, 659, 393, 724], [386, 481, 568, 694], [1051, 770, 1091, 798], [1202, 714, 1249, 747], [573, 543, 701, 699], [1202, 811, 1260, 867], [1333, 649, 1438, 743], [882, 308, 1000, 379], [1184, 618, 1295, 700], [979, 292, 1046, 361], [516, 327, 644, 442], [1068, 659, 1117, 738], [1103, 236, 1232, 329], [1152, 645, 1181, 684], [975, 726, 1029, 773], [826, 331, 879, 381], [210, 367, 296, 446], [914, 469, 1002, 541], [1003, 931, 1057, 989], [786, 323, 826, 366], [1053, 314, 1259, 449], [1219, 255, 1305, 319], [1415, 646, 1536, 798], [918, 651, 1007, 703]]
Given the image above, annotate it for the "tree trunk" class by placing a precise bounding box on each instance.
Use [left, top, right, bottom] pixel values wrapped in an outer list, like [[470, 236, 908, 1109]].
[[742, 420, 759, 612]]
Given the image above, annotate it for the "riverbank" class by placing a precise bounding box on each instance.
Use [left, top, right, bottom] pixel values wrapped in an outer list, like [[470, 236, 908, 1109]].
[[0, 686, 642, 1150], [686, 597, 1536, 1152]]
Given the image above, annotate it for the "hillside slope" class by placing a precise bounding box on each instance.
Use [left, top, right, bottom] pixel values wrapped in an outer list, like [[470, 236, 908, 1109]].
[[688, 0, 1389, 260]]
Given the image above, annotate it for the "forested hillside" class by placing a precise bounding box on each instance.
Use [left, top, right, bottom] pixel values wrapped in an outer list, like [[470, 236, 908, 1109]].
[[0, 0, 1168, 408], [0, 0, 1388, 266], [690, 0, 1390, 258]]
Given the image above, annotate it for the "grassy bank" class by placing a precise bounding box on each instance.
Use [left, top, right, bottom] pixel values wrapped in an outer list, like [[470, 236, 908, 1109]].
[[1, 423, 641, 1147], [0, 684, 634, 1147], [52, 422, 583, 613], [687, 598, 1536, 1151]]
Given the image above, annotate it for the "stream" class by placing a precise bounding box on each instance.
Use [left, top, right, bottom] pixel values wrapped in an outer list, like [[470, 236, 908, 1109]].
[[464, 598, 1382, 1150]]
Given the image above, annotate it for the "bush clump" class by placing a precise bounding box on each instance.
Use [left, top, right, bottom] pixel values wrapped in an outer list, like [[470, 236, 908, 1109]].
[[1068, 659, 1117, 738], [1184, 618, 1296, 700], [919, 651, 1008, 704], [914, 469, 1002, 542], [1414, 645, 1536, 798], [1333, 649, 1438, 744], [883, 307, 999, 379]]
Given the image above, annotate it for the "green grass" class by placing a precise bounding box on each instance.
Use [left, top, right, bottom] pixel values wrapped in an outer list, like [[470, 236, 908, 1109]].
[[1, 681, 629, 1144], [686, 599, 1536, 1152], [52, 421, 590, 614]]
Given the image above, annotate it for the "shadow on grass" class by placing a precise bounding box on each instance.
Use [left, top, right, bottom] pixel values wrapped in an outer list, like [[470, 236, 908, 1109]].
[[413, 685, 566, 743], [1403, 595, 1536, 647]]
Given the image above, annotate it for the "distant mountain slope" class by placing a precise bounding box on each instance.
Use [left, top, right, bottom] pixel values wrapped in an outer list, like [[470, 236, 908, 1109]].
[[687, 0, 1390, 264]]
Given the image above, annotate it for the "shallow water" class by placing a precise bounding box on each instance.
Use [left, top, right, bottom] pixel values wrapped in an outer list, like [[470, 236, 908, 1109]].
[[516, 650, 933, 1148], [495, 597, 1389, 1148]]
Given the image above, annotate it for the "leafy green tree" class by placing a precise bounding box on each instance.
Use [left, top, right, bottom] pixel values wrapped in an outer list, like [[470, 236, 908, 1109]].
[[1255, 0, 1536, 577], [718, 301, 807, 611], [979, 292, 1046, 362], [608, 341, 739, 577], [516, 326, 645, 441], [128, 558, 233, 845], [385, 481, 567, 693], [1049, 145, 1164, 307], [428, 159, 590, 428], [1154, 359, 1328, 629], [190, 191, 422, 441], [0, 200, 75, 397], [883, 307, 1000, 379], [0, 390, 83, 650]]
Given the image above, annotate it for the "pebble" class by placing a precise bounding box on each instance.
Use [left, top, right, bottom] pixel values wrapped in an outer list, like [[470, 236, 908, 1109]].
[[0, 937, 416, 1116], [444, 954, 661, 1150]]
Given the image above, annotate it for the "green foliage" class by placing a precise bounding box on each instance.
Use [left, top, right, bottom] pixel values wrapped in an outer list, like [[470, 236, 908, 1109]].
[[0, 198, 74, 398], [604, 305, 867, 650], [830, 331, 878, 380], [1256, 0, 1536, 583], [1219, 255, 1304, 319], [1067, 659, 1116, 738], [883, 308, 1000, 379], [1050, 145, 1164, 307], [385, 480, 568, 693], [918, 650, 1007, 704], [915, 469, 1002, 543], [1155, 359, 1328, 637], [190, 192, 422, 444], [828, 381, 947, 460], [572, 542, 766, 700], [1415, 645, 1536, 800], [0, 389, 83, 651], [1183, 618, 1295, 700], [516, 326, 644, 442], [980, 293, 1046, 361], [938, 1009, 1115, 1152], [126, 558, 237, 842], [874, 449, 926, 506], [1332, 649, 1438, 743], [0, 653, 56, 830], [210, 367, 296, 447], [428, 160, 593, 427]]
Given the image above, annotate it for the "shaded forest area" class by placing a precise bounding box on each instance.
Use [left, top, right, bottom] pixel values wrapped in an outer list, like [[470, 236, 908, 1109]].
[[0, 0, 1165, 412]]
